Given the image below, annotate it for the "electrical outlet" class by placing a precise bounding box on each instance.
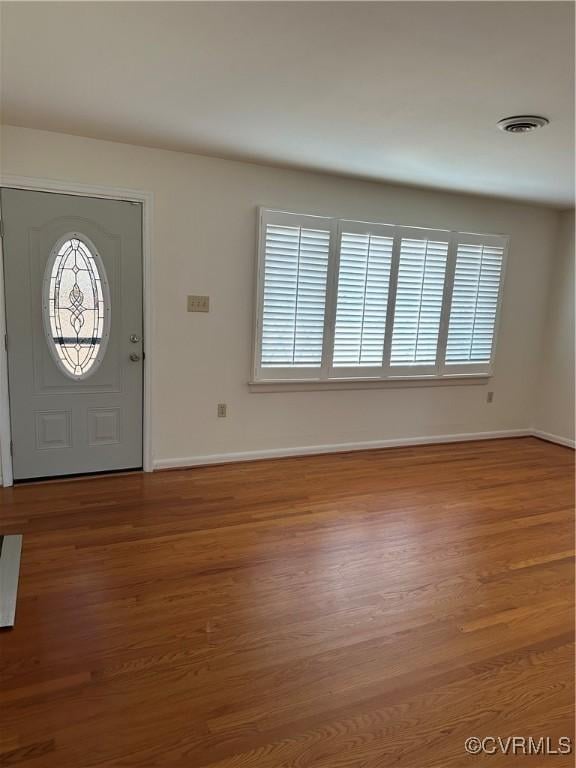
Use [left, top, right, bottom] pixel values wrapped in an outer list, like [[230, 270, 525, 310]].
[[486, 391, 494, 403], [217, 403, 227, 418], [187, 295, 210, 313]]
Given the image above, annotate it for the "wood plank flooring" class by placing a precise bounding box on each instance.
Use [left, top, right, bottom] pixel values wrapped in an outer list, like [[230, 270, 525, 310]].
[[0, 437, 574, 767]]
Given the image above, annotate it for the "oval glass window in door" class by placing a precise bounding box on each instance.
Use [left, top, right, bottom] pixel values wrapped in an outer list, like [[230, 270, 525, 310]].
[[43, 235, 111, 379]]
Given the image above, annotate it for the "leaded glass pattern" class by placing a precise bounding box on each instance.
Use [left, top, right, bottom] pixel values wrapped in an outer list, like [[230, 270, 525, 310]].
[[45, 236, 109, 378]]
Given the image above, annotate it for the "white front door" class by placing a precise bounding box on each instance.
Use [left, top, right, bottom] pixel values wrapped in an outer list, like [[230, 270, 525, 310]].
[[1, 188, 143, 480]]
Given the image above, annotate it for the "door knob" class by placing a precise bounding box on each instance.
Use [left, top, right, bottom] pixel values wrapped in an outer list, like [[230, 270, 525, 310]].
[[129, 353, 141, 362], [129, 334, 141, 343]]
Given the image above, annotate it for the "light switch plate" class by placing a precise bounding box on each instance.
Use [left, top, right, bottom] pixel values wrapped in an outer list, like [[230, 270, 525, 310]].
[[187, 295, 210, 313]]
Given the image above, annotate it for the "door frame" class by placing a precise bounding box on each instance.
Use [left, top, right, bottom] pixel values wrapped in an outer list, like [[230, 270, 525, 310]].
[[0, 174, 154, 486]]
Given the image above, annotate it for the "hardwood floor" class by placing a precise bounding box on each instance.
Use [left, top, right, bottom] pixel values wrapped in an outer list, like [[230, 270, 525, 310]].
[[0, 437, 574, 767]]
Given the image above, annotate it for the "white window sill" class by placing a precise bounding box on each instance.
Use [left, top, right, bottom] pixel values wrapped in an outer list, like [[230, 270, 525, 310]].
[[248, 375, 491, 393]]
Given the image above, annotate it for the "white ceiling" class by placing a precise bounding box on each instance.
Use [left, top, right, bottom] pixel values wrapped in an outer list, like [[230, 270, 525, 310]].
[[1, 2, 574, 207]]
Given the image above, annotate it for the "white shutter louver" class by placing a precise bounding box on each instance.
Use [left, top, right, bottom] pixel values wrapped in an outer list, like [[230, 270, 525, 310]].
[[446, 243, 504, 365], [390, 237, 448, 367], [333, 232, 393, 367], [260, 220, 330, 369]]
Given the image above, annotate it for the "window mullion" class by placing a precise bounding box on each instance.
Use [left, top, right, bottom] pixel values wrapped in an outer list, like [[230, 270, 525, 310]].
[[320, 219, 340, 379], [381, 232, 402, 377], [435, 232, 458, 376]]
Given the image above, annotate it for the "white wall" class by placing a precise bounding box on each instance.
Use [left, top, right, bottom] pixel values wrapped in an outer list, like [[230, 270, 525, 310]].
[[534, 209, 575, 445], [0, 126, 561, 474]]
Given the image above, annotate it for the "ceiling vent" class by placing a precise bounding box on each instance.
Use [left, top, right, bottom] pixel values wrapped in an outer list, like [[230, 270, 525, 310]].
[[497, 115, 549, 133]]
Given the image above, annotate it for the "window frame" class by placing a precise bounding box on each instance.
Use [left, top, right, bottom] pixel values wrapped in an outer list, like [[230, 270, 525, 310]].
[[252, 208, 509, 385]]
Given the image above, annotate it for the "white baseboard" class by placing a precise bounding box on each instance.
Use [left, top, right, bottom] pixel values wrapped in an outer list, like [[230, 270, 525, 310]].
[[153, 429, 532, 471], [531, 429, 576, 449]]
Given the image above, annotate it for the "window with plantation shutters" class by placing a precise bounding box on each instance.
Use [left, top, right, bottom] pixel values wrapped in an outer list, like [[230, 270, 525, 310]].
[[390, 234, 449, 372], [254, 209, 507, 384], [444, 237, 505, 373], [332, 225, 394, 369], [257, 211, 333, 377]]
